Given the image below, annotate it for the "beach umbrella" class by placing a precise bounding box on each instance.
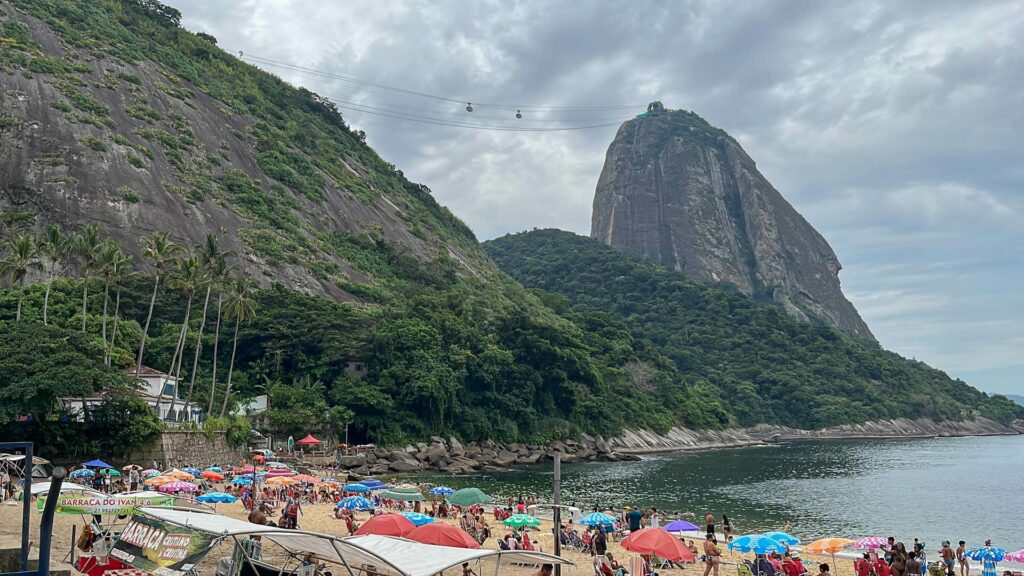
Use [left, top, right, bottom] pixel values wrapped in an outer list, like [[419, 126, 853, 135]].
[[205, 466, 223, 473], [158, 481, 198, 493], [664, 520, 701, 533], [144, 475, 176, 487], [763, 531, 800, 546], [1004, 550, 1024, 563], [182, 467, 202, 477], [503, 514, 542, 529], [266, 476, 298, 486], [232, 477, 253, 486], [964, 548, 1006, 562], [202, 471, 225, 481], [622, 528, 696, 562], [354, 514, 416, 537], [196, 492, 237, 504], [293, 474, 318, 483], [380, 487, 425, 502], [729, 535, 789, 555], [804, 538, 854, 568], [141, 469, 159, 477], [122, 465, 142, 471], [82, 459, 113, 469], [579, 512, 617, 528], [429, 486, 455, 496], [322, 477, 340, 483], [406, 523, 480, 549], [296, 434, 322, 446], [164, 469, 194, 480], [70, 469, 94, 478], [851, 536, 888, 549], [318, 481, 340, 489], [448, 487, 490, 507], [336, 496, 374, 511], [239, 467, 256, 474], [401, 512, 436, 526], [265, 470, 295, 477], [100, 469, 121, 477], [344, 483, 371, 493]]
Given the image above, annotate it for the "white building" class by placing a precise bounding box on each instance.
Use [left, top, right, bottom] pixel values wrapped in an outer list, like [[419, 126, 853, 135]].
[[58, 366, 202, 423]]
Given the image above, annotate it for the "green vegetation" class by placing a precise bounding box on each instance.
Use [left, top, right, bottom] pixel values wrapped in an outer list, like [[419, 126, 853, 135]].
[[80, 134, 106, 151], [484, 229, 1024, 428]]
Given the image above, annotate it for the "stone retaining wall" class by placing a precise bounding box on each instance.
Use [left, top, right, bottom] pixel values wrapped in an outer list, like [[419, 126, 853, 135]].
[[126, 430, 246, 469]]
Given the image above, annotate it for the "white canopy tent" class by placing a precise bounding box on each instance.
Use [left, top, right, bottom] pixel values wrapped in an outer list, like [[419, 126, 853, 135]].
[[29, 482, 104, 497], [136, 508, 572, 576]]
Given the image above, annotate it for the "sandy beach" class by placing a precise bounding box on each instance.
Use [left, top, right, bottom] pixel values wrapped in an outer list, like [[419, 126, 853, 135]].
[[0, 499, 860, 576]]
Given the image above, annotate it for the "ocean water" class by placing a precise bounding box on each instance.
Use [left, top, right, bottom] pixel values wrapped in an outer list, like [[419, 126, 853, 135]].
[[417, 435, 1024, 550]]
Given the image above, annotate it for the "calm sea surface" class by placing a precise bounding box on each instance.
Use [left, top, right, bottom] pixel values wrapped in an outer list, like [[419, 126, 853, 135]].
[[417, 436, 1024, 549]]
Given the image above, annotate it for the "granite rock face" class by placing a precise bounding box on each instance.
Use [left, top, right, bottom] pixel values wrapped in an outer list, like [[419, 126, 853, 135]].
[[591, 103, 874, 340]]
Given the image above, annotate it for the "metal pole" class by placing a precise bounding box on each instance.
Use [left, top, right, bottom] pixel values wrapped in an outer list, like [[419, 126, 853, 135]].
[[21, 443, 33, 571], [38, 466, 67, 576], [553, 453, 561, 576]]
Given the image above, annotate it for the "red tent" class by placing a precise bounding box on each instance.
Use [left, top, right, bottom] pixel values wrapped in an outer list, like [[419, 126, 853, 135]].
[[354, 514, 416, 537], [621, 528, 695, 562], [296, 434, 322, 446], [406, 524, 480, 549]]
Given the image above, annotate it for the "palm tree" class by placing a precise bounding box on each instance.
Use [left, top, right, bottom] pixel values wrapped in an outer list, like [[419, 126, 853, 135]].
[[165, 255, 202, 419], [38, 224, 68, 326], [0, 234, 43, 321], [95, 240, 121, 350], [219, 277, 257, 417], [73, 224, 102, 333], [135, 232, 181, 379], [105, 250, 134, 366], [183, 235, 233, 421], [206, 261, 236, 415]]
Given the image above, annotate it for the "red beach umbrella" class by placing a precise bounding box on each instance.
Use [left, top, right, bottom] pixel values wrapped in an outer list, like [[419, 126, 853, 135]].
[[354, 514, 416, 537], [406, 523, 480, 549], [621, 527, 695, 562]]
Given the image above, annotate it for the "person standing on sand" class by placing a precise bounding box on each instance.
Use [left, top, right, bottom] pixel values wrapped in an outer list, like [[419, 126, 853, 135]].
[[981, 540, 997, 576], [957, 541, 969, 576], [705, 511, 716, 538], [723, 515, 732, 540], [650, 508, 660, 528], [703, 534, 721, 576], [940, 542, 955, 576]]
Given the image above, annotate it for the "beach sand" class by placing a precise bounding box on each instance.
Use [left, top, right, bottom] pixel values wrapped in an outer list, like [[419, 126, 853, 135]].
[[0, 499, 859, 576]]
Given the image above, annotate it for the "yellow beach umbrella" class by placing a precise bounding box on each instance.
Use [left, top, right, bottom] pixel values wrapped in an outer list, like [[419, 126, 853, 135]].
[[803, 538, 854, 569], [266, 476, 298, 486], [164, 469, 195, 481], [144, 475, 176, 487]]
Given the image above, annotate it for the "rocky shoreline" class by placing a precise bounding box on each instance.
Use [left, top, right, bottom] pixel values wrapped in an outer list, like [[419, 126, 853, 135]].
[[334, 417, 1023, 476]]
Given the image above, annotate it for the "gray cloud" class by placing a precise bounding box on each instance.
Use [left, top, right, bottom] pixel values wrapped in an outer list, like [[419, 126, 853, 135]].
[[170, 0, 1024, 395]]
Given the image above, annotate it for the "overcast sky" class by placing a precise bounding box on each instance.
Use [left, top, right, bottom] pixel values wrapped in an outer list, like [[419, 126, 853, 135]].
[[171, 1, 1024, 396]]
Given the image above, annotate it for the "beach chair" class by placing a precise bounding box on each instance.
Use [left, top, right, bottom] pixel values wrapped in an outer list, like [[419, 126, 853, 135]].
[[629, 556, 647, 576], [738, 564, 755, 576]]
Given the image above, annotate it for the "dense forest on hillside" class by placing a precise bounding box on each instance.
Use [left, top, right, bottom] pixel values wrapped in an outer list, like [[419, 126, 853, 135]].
[[484, 229, 1023, 428]]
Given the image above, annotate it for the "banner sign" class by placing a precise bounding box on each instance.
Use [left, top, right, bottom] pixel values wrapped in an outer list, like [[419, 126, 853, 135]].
[[111, 515, 215, 576], [38, 494, 175, 515]]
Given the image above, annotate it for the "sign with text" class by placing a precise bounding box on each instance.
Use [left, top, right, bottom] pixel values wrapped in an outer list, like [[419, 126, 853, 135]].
[[111, 515, 214, 576], [38, 494, 175, 515]]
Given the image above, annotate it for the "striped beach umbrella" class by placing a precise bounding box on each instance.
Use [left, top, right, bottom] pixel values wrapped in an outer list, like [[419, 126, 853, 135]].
[[852, 536, 888, 549], [336, 496, 374, 511]]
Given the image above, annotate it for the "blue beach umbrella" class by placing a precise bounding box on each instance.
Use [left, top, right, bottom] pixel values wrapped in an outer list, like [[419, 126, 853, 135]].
[[728, 534, 789, 555], [70, 469, 95, 478], [232, 477, 253, 486], [322, 477, 339, 483], [429, 486, 455, 496], [205, 466, 223, 473], [402, 512, 435, 526], [183, 468, 202, 477], [762, 531, 800, 546], [196, 492, 238, 504], [579, 512, 617, 528], [964, 548, 1007, 562], [344, 483, 371, 493], [336, 496, 374, 511]]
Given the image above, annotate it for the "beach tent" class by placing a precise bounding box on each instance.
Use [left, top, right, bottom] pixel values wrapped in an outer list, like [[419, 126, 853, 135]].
[[405, 523, 479, 549], [125, 507, 570, 576], [82, 459, 113, 469], [297, 434, 322, 445], [380, 487, 425, 502]]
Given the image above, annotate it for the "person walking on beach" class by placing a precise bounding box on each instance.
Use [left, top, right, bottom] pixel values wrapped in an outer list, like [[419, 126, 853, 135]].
[[703, 534, 721, 576], [649, 508, 660, 528], [626, 507, 643, 533], [705, 511, 716, 538], [723, 515, 732, 540], [957, 542, 969, 576], [940, 542, 955, 576]]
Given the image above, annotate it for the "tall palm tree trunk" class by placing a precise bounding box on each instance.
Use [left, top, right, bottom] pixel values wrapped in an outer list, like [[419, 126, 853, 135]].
[[43, 270, 53, 325], [107, 288, 121, 366], [167, 295, 194, 418], [219, 318, 240, 417], [136, 275, 161, 377], [101, 277, 111, 347], [183, 284, 211, 421], [81, 280, 89, 332], [162, 311, 189, 416], [207, 293, 223, 414], [16, 279, 25, 322]]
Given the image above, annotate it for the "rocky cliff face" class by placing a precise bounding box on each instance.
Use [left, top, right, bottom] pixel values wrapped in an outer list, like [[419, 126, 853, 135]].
[[591, 102, 874, 340]]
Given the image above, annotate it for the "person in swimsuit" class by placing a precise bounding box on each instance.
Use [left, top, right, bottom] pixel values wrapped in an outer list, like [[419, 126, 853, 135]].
[[957, 541, 969, 576], [940, 542, 956, 576], [703, 534, 721, 576], [723, 515, 732, 539], [705, 512, 716, 538]]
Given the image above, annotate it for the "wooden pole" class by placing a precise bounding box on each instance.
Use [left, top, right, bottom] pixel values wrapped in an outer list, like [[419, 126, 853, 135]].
[[553, 453, 562, 576]]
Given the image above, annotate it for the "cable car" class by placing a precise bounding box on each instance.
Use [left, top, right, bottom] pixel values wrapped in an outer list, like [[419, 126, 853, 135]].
[[515, 109, 522, 119], [466, 102, 473, 112]]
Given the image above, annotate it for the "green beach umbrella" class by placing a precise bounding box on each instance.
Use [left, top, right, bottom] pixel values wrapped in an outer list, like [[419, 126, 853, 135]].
[[100, 469, 121, 477], [449, 487, 490, 507], [381, 486, 425, 502], [503, 514, 541, 529]]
